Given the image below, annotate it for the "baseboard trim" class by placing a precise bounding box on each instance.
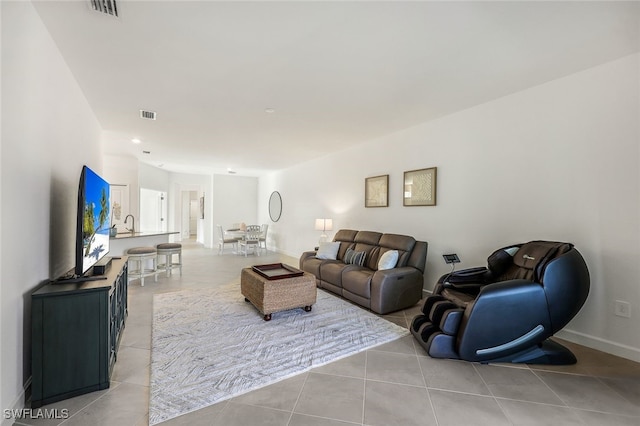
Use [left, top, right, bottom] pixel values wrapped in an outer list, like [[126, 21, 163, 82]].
[[273, 248, 300, 260], [556, 329, 640, 363], [2, 378, 29, 426]]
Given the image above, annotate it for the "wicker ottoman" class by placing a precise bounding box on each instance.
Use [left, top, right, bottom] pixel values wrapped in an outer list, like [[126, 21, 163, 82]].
[[240, 267, 317, 321]]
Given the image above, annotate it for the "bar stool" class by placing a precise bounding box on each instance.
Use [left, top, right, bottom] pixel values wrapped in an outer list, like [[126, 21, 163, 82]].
[[126, 247, 158, 286], [156, 243, 182, 277]]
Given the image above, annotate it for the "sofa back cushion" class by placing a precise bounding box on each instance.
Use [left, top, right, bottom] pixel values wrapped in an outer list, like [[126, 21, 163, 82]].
[[352, 231, 382, 268], [333, 229, 358, 260], [378, 234, 416, 268], [334, 229, 358, 242], [354, 231, 382, 245], [328, 229, 426, 273]]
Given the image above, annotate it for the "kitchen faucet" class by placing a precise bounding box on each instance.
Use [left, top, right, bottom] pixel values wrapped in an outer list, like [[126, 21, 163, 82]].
[[124, 214, 135, 233]]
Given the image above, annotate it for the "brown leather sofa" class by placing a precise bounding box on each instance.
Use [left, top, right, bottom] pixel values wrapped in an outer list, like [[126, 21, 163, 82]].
[[299, 229, 428, 314]]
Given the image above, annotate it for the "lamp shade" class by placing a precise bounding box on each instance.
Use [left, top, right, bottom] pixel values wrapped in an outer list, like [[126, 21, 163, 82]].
[[315, 218, 333, 231]]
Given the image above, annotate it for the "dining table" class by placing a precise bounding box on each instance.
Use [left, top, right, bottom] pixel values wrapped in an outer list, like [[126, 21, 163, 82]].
[[225, 228, 246, 239]]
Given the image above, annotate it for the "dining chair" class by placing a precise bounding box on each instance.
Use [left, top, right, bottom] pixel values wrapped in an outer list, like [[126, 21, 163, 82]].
[[259, 224, 269, 253], [239, 225, 261, 256], [217, 225, 239, 255]]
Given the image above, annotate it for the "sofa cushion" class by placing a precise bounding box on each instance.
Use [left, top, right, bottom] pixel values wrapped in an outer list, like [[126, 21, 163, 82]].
[[344, 248, 366, 266], [342, 268, 374, 299], [378, 250, 399, 270], [337, 243, 355, 261], [316, 241, 340, 260], [320, 262, 356, 287], [349, 231, 381, 266], [333, 230, 357, 260], [334, 229, 358, 242], [354, 231, 382, 245], [379, 233, 416, 267]]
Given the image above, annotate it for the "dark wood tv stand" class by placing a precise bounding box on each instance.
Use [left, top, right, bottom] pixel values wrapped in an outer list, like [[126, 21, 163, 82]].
[[31, 257, 128, 408]]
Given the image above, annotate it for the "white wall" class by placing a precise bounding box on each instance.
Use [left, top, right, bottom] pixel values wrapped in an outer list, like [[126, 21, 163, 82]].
[[1, 1, 103, 419], [103, 154, 140, 220], [212, 174, 258, 234], [260, 54, 640, 361], [139, 162, 170, 193]]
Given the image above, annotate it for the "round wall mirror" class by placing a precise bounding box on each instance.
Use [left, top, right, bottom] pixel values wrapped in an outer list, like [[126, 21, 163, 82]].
[[268, 191, 282, 222]]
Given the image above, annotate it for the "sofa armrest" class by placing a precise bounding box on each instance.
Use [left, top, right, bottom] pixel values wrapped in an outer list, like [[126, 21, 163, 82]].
[[370, 267, 423, 314], [299, 250, 317, 269]]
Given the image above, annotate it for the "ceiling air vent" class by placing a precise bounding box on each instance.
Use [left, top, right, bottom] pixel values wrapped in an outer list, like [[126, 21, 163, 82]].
[[140, 110, 157, 120], [90, 0, 118, 17]]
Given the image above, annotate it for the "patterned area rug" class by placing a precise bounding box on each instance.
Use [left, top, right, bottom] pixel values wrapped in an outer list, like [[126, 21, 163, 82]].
[[149, 283, 408, 425]]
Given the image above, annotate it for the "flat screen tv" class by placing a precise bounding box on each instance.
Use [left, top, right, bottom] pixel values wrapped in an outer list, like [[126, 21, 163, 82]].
[[75, 165, 111, 277]]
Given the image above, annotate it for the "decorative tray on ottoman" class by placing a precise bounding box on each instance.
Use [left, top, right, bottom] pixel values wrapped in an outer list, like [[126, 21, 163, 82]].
[[251, 263, 304, 280]]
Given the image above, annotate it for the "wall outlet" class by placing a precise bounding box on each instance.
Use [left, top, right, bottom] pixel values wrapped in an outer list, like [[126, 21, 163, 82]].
[[614, 300, 631, 318]]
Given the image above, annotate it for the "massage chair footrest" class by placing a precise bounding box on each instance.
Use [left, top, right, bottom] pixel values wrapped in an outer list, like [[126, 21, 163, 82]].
[[421, 295, 446, 316], [428, 301, 464, 335], [410, 316, 460, 360]]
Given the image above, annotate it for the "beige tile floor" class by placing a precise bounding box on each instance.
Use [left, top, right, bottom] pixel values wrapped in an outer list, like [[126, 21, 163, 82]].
[[17, 240, 640, 425]]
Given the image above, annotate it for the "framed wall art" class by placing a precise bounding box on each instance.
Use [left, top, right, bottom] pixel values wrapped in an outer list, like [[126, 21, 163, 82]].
[[403, 167, 437, 206], [365, 174, 389, 207], [109, 184, 129, 231]]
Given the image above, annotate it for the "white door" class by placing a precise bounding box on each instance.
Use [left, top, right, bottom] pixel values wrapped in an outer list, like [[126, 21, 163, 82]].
[[140, 188, 167, 232]]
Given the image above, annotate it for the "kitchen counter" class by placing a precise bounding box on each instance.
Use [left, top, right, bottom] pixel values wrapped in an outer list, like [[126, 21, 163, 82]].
[[111, 231, 179, 240], [109, 231, 180, 256]]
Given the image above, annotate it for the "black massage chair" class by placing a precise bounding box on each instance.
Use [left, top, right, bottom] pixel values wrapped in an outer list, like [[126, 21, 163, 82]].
[[411, 241, 590, 364]]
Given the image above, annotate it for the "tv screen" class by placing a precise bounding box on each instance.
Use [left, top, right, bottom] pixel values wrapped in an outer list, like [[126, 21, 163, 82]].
[[75, 166, 111, 276]]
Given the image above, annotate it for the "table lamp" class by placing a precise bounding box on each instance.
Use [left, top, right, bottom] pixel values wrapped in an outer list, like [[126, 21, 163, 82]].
[[315, 218, 333, 244]]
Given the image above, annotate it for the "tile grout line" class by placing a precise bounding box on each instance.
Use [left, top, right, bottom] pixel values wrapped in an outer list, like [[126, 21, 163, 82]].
[[413, 334, 440, 426], [286, 372, 310, 426], [593, 375, 640, 408], [361, 349, 369, 426]]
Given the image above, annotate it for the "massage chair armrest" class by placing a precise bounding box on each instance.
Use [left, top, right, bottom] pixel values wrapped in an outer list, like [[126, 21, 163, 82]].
[[435, 267, 494, 295], [457, 279, 552, 362], [371, 267, 424, 314], [446, 266, 493, 284]]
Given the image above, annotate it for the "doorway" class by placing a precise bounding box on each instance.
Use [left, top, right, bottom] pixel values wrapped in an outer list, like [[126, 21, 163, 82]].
[[139, 188, 167, 232], [181, 190, 200, 240]]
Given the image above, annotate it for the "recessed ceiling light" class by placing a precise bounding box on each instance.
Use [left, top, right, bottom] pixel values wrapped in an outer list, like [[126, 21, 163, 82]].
[[131, 138, 141, 144], [265, 108, 275, 114]]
